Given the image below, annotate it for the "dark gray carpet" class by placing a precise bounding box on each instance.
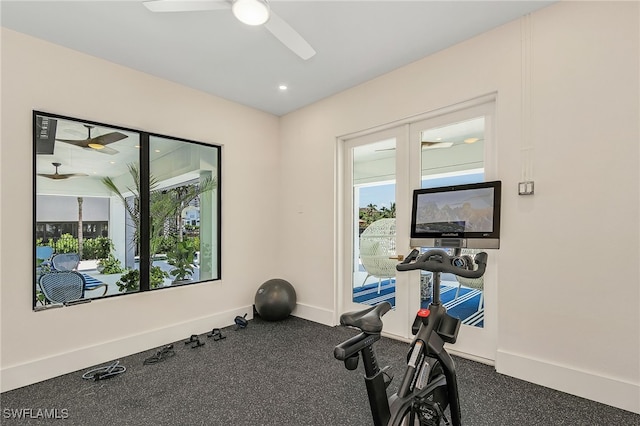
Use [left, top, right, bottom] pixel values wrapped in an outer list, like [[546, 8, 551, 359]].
[[1, 316, 638, 425]]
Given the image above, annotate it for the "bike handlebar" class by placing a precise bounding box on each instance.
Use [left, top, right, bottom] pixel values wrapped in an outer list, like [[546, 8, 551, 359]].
[[396, 248, 488, 279]]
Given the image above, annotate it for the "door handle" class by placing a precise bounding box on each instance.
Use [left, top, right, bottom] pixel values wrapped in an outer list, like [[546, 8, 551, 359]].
[[388, 254, 404, 261]]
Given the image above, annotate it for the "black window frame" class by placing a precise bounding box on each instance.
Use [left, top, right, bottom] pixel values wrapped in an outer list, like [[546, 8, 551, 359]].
[[33, 110, 222, 308]]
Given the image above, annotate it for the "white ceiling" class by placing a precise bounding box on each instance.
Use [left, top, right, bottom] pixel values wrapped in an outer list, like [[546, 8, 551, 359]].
[[1, 1, 554, 116]]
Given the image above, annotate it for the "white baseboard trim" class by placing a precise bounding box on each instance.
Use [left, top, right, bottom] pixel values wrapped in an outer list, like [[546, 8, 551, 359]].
[[1, 306, 253, 393], [497, 349, 640, 414], [292, 302, 335, 326], [447, 348, 495, 367]]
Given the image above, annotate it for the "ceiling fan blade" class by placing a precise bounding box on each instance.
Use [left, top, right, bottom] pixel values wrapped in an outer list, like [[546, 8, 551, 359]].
[[38, 173, 89, 180], [84, 145, 119, 155], [37, 173, 60, 179], [56, 131, 126, 152], [143, 0, 229, 13], [39, 162, 88, 179], [56, 137, 86, 144], [264, 11, 316, 60], [92, 132, 128, 145], [422, 141, 453, 150]]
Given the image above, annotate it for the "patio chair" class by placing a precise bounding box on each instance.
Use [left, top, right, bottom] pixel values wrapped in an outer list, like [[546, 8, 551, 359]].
[[38, 271, 85, 304], [359, 218, 397, 294], [35, 246, 54, 274], [51, 253, 80, 271], [51, 253, 107, 296], [454, 249, 484, 311]]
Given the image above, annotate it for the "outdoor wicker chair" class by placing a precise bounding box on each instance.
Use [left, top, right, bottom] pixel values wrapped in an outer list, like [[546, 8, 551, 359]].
[[38, 271, 86, 304]]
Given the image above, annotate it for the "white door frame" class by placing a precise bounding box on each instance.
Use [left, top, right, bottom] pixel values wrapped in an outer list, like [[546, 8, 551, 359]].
[[337, 125, 413, 339], [409, 100, 498, 363], [336, 94, 498, 360]]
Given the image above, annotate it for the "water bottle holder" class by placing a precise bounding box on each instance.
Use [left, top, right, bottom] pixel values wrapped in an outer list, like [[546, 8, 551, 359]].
[[436, 312, 461, 344]]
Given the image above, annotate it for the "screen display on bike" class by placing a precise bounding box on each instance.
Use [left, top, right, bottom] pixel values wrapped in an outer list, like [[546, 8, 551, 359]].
[[410, 180, 501, 249]]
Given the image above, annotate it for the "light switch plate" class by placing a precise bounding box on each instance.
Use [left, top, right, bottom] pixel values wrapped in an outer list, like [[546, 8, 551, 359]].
[[518, 181, 535, 195]]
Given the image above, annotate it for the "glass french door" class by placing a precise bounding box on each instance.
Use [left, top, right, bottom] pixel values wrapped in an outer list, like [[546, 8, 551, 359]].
[[341, 126, 415, 339], [340, 97, 497, 360], [410, 100, 497, 361]]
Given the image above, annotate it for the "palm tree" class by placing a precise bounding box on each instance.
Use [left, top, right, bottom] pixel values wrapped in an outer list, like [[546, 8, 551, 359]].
[[102, 164, 216, 263], [388, 202, 396, 218]]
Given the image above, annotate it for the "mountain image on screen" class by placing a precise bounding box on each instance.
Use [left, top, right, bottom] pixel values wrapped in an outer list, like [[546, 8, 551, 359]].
[[415, 188, 494, 234]]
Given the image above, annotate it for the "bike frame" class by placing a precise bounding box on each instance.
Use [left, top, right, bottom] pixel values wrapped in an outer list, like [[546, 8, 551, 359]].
[[336, 271, 462, 426], [387, 299, 461, 426], [336, 249, 489, 426]]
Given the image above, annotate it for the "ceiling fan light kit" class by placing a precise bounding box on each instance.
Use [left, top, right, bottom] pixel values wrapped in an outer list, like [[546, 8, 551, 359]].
[[143, 0, 315, 60], [232, 0, 270, 26], [55, 124, 126, 155]]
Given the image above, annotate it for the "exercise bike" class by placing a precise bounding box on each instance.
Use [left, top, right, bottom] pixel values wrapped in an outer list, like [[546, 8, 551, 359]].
[[334, 248, 488, 426]]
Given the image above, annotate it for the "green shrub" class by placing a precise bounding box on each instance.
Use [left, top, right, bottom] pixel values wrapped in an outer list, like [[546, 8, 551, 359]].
[[150, 266, 169, 288], [116, 266, 168, 292], [97, 254, 124, 274], [167, 240, 196, 282], [82, 236, 113, 260], [54, 234, 78, 254], [116, 269, 139, 293], [157, 235, 177, 254]]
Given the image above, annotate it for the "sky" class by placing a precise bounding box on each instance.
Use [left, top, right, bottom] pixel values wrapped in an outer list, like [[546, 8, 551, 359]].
[[358, 172, 484, 209]]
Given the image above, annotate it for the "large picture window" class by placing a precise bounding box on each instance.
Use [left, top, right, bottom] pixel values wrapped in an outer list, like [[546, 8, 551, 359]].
[[33, 111, 221, 309]]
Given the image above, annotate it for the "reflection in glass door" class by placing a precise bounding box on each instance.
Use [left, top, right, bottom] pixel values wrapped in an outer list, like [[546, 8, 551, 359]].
[[340, 98, 495, 350], [352, 138, 397, 307], [417, 117, 486, 328], [342, 126, 413, 339], [409, 98, 497, 362]]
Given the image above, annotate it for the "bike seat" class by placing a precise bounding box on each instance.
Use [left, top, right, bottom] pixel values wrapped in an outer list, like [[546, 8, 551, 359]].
[[340, 302, 392, 333]]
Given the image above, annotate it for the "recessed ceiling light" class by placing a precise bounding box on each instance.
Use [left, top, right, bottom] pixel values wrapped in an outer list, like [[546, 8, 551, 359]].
[[110, 161, 116, 164], [279, 85, 288, 91], [464, 138, 480, 144], [155, 149, 161, 153]]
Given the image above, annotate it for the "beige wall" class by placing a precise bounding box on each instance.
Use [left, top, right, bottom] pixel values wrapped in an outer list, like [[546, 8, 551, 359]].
[[1, 0, 638, 415], [1, 29, 281, 390], [278, 1, 639, 413]]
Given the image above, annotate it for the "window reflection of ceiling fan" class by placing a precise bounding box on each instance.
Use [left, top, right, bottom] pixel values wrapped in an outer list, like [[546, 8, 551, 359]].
[[421, 140, 454, 149], [56, 125, 127, 155], [142, 0, 316, 60], [375, 141, 454, 152], [38, 162, 88, 180]]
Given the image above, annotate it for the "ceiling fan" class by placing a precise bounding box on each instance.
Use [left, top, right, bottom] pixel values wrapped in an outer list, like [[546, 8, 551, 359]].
[[421, 140, 454, 150], [375, 141, 454, 152], [38, 162, 89, 180], [56, 125, 128, 155], [143, 0, 316, 60]]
